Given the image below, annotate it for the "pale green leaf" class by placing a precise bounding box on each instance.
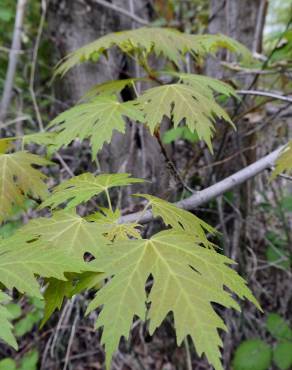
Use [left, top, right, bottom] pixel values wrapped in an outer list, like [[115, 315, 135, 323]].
[[272, 141, 292, 179], [19, 210, 107, 258], [42, 278, 74, 325], [0, 138, 15, 154], [134, 83, 233, 151], [22, 132, 57, 147], [177, 73, 237, 99], [49, 95, 145, 157], [87, 230, 259, 370], [192, 33, 252, 64], [135, 194, 216, 247], [82, 78, 147, 100], [0, 234, 89, 297], [0, 292, 18, 349], [40, 173, 144, 210], [55, 28, 251, 76], [0, 152, 51, 223], [87, 208, 141, 241]]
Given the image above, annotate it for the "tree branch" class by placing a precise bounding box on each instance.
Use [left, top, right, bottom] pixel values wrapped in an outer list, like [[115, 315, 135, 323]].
[[0, 0, 27, 122], [92, 0, 149, 26], [237, 90, 292, 103], [120, 146, 284, 224]]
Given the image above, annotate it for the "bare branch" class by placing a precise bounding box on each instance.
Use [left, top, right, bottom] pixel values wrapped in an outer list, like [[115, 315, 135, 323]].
[[29, 0, 47, 132], [92, 0, 149, 26], [0, 0, 27, 122], [120, 146, 284, 224], [237, 90, 292, 103]]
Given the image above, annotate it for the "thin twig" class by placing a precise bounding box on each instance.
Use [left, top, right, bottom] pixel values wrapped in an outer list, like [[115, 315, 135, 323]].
[[237, 90, 292, 103], [29, 0, 47, 131], [0, 0, 27, 122], [120, 145, 285, 224], [92, 0, 149, 26]]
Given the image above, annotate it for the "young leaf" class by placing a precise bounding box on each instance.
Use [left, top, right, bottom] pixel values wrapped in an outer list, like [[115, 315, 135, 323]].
[[135, 194, 215, 247], [0, 152, 51, 223], [266, 313, 292, 341], [82, 78, 147, 100], [0, 292, 18, 349], [232, 339, 272, 370], [55, 28, 251, 76], [0, 138, 15, 154], [48, 95, 144, 157], [22, 132, 57, 147], [19, 210, 107, 259], [135, 83, 233, 150], [177, 73, 237, 99], [0, 234, 89, 298], [273, 342, 292, 370], [192, 33, 251, 63], [42, 278, 75, 325], [40, 173, 143, 210], [87, 209, 141, 241], [87, 230, 259, 370], [272, 141, 292, 179]]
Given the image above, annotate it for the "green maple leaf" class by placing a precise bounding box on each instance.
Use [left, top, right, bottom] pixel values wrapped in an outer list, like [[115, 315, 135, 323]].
[[134, 83, 233, 151], [87, 208, 141, 241], [0, 291, 18, 349], [19, 210, 107, 259], [0, 152, 51, 223], [192, 33, 251, 63], [42, 277, 75, 325], [55, 28, 251, 76], [272, 141, 292, 179], [135, 194, 215, 247], [87, 230, 259, 370], [0, 138, 15, 154], [22, 132, 57, 147], [82, 78, 147, 100], [0, 234, 89, 298], [177, 73, 237, 99], [48, 95, 145, 157], [40, 173, 144, 210]]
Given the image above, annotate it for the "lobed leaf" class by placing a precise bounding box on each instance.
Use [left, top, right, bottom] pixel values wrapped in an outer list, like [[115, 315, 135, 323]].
[[135, 194, 215, 247], [19, 210, 107, 259], [0, 152, 51, 223], [134, 83, 234, 150], [82, 78, 147, 100], [87, 208, 141, 241], [0, 234, 89, 298], [48, 95, 144, 157], [0, 292, 17, 349], [87, 230, 259, 370], [177, 73, 237, 99], [272, 141, 292, 179], [41, 173, 144, 210], [55, 28, 251, 76]]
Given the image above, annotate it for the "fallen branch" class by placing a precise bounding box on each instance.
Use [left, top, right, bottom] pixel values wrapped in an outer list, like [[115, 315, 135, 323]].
[[120, 146, 284, 224]]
